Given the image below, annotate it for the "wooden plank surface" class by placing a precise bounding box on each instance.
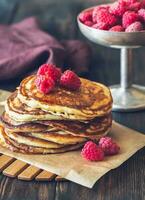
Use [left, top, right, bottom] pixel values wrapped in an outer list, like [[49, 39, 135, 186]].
[[18, 165, 42, 181], [36, 170, 56, 181], [0, 155, 15, 172], [0, 154, 66, 182], [55, 175, 67, 182], [3, 160, 29, 178]]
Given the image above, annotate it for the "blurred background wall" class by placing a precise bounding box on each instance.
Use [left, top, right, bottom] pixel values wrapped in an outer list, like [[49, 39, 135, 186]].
[[0, 0, 145, 86]]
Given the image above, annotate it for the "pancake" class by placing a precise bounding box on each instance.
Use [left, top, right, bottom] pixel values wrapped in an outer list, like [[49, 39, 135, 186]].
[[38, 114, 112, 136], [4, 114, 111, 144], [0, 126, 84, 154], [1, 112, 57, 133], [18, 75, 112, 120], [28, 129, 109, 143], [5, 130, 67, 149], [6, 130, 87, 145], [0, 73, 113, 155], [1, 112, 27, 126], [5, 92, 65, 122], [2, 110, 112, 138]]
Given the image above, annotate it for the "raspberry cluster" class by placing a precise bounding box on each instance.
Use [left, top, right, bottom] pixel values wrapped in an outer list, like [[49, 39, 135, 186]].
[[35, 64, 81, 94], [81, 137, 120, 161], [79, 0, 145, 32]]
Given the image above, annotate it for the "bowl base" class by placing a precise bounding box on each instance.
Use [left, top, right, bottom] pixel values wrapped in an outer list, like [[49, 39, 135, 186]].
[[110, 84, 145, 112]]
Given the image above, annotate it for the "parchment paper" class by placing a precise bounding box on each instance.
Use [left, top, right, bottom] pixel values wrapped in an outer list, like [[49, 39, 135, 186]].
[[0, 121, 145, 188]]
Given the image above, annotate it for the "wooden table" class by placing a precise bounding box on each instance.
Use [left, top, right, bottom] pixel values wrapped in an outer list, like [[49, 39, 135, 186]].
[[0, 0, 145, 199]]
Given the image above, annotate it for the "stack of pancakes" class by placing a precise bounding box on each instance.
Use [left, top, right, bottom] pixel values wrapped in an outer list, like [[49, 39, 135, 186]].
[[0, 75, 113, 154]]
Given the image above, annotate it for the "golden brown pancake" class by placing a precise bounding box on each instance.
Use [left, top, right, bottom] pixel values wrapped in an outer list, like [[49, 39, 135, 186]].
[[0, 126, 84, 154], [1, 112, 56, 133], [1, 111, 26, 126], [2, 111, 112, 139], [0, 73, 113, 155], [5, 130, 66, 149], [28, 129, 109, 143], [18, 75, 112, 120], [6, 130, 87, 145], [38, 114, 112, 136], [5, 92, 65, 122]]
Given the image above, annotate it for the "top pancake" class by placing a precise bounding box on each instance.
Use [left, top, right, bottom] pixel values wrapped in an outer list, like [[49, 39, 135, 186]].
[[18, 75, 112, 120]]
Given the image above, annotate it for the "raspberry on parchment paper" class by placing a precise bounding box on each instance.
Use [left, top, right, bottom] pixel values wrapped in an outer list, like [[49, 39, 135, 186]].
[[81, 141, 104, 161], [99, 137, 120, 156]]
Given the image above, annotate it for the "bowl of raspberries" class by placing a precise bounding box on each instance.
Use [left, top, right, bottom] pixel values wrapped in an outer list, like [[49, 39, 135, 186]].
[[77, 0, 145, 46]]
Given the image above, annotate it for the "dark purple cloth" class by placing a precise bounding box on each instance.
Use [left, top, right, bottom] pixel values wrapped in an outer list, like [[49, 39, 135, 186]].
[[0, 17, 91, 80]]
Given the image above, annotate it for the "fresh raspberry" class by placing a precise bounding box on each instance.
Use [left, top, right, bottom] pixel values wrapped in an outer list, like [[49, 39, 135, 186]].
[[92, 5, 109, 23], [109, 2, 127, 17], [81, 141, 104, 161], [84, 20, 94, 27], [99, 137, 120, 156], [129, 0, 138, 3], [128, 2, 142, 11], [138, 8, 145, 21], [122, 11, 139, 28], [119, 0, 137, 3], [79, 11, 92, 23], [141, 0, 145, 8], [60, 70, 81, 90], [125, 21, 143, 32], [35, 75, 55, 94], [119, 0, 140, 10], [37, 64, 49, 76], [109, 25, 124, 32], [96, 9, 118, 27], [92, 22, 110, 30], [37, 64, 62, 83]]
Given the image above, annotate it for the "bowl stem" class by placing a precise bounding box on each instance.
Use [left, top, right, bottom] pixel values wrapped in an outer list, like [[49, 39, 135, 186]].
[[121, 48, 132, 89]]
